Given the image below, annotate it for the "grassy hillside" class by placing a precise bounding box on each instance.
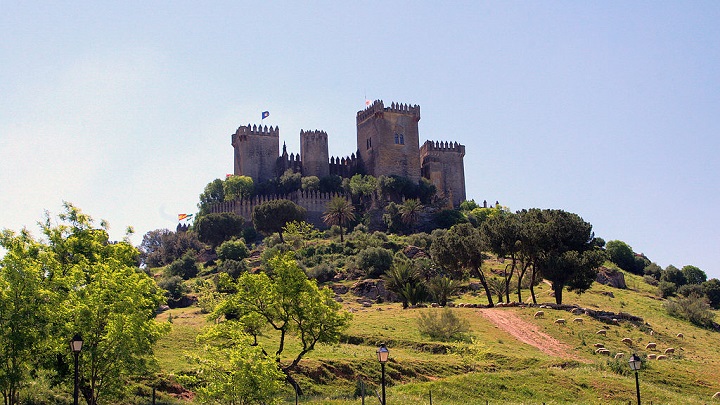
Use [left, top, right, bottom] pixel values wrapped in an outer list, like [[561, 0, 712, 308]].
[[153, 258, 720, 404]]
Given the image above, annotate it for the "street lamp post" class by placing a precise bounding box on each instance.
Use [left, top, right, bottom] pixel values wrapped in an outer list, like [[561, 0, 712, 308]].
[[70, 334, 83, 405], [376, 344, 389, 405], [628, 353, 642, 405]]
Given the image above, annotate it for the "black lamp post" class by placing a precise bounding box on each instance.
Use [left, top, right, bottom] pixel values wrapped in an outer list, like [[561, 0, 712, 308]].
[[70, 334, 83, 405], [376, 344, 389, 405], [628, 353, 642, 405]]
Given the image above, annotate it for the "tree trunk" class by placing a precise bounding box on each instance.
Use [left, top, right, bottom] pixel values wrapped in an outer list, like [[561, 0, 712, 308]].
[[554, 283, 563, 305], [285, 372, 303, 397], [516, 262, 528, 303], [529, 265, 538, 305], [477, 271, 494, 307]]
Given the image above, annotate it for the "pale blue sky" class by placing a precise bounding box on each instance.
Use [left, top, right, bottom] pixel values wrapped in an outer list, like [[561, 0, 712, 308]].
[[1, 2, 719, 278]]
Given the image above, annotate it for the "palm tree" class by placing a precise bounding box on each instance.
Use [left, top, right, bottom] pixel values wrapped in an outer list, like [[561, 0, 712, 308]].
[[322, 197, 355, 242], [398, 198, 423, 234]]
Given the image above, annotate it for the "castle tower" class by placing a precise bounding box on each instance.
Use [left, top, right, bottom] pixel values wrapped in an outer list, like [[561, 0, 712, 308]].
[[231, 124, 280, 183], [300, 129, 329, 178], [420, 140, 466, 207], [356, 100, 421, 182]]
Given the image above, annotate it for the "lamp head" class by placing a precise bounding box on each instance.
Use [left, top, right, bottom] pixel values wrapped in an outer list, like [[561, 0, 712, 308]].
[[70, 334, 83, 353], [628, 353, 642, 371], [377, 344, 389, 363]]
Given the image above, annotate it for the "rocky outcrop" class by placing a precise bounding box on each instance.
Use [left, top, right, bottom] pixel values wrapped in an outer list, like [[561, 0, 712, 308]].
[[596, 267, 627, 289], [349, 279, 397, 302]]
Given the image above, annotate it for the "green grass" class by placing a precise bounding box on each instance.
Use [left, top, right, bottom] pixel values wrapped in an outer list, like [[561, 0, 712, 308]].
[[151, 264, 720, 404]]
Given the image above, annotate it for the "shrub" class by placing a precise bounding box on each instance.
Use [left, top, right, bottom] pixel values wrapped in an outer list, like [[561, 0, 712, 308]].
[[665, 293, 716, 328], [417, 308, 470, 341], [356, 247, 394, 278], [427, 276, 459, 306], [643, 275, 659, 286], [216, 259, 248, 279], [306, 263, 337, 283], [165, 251, 199, 280], [677, 283, 703, 298], [658, 281, 677, 298], [157, 276, 188, 308], [217, 239, 250, 262]]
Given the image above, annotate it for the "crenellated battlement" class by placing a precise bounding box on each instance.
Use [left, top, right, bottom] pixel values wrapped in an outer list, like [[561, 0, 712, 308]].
[[420, 140, 466, 157], [300, 129, 328, 142], [356, 100, 420, 124], [234, 124, 279, 138]]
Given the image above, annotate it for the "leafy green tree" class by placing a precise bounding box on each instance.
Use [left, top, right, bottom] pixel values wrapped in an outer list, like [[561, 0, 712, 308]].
[[252, 200, 307, 243], [430, 223, 494, 307], [184, 323, 285, 404], [139, 229, 203, 268], [198, 179, 225, 216], [665, 292, 716, 328], [195, 212, 245, 248], [681, 265, 707, 285], [224, 175, 255, 200], [39, 203, 169, 405], [0, 230, 51, 405], [212, 253, 351, 396], [356, 247, 394, 278], [166, 251, 200, 280], [217, 239, 250, 262], [301, 176, 320, 192], [605, 240, 638, 274], [322, 197, 356, 242], [319, 175, 343, 193], [531, 209, 605, 305], [347, 174, 377, 209], [431, 209, 467, 230], [157, 275, 188, 308], [702, 278, 720, 309], [661, 265, 686, 286], [279, 169, 301, 194], [643, 262, 663, 280], [481, 211, 521, 302]]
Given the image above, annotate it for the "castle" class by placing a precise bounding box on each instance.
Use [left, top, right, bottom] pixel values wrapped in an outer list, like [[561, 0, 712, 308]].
[[230, 100, 466, 206]]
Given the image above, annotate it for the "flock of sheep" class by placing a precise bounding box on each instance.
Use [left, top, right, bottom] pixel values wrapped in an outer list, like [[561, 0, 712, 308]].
[[532, 308, 682, 361]]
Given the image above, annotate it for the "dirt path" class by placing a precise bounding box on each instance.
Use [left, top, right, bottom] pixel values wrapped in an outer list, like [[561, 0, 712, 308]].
[[478, 308, 586, 362]]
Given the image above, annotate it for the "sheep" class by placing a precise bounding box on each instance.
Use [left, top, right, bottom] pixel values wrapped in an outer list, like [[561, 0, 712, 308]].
[[649, 330, 655, 336], [664, 347, 675, 354], [656, 355, 668, 360], [593, 343, 605, 348], [534, 311, 545, 318], [621, 338, 633, 346], [645, 342, 657, 350], [554, 318, 566, 325], [648, 354, 657, 359], [573, 317, 584, 324], [596, 329, 607, 336], [677, 333, 684, 340], [595, 348, 610, 355], [712, 391, 720, 399], [571, 308, 583, 315], [614, 352, 625, 359]]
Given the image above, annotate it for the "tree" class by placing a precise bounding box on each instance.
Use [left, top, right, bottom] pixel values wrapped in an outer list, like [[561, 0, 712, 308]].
[[318, 175, 343, 193], [195, 212, 245, 248], [184, 323, 285, 404], [224, 175, 255, 200], [430, 223, 494, 307], [139, 229, 203, 268], [661, 265, 686, 286], [481, 212, 521, 303], [399, 198, 423, 234], [681, 265, 707, 285], [356, 247, 394, 278], [532, 209, 605, 305], [605, 240, 638, 274], [0, 230, 50, 405], [252, 200, 307, 243], [279, 169, 301, 194], [322, 197, 356, 242], [301, 176, 320, 192], [702, 278, 720, 309], [166, 251, 200, 280], [383, 262, 423, 309], [212, 253, 351, 396], [217, 238, 250, 262], [39, 203, 169, 404], [198, 179, 225, 215]]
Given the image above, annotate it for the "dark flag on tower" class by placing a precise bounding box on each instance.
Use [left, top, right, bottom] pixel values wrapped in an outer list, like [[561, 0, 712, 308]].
[[261, 111, 269, 120]]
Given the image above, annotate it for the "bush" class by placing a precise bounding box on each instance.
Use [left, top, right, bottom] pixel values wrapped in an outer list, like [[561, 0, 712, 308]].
[[217, 239, 250, 262], [643, 275, 659, 286], [306, 263, 337, 283], [417, 308, 470, 341], [216, 259, 248, 279], [356, 247, 394, 278], [658, 281, 677, 298], [664, 293, 716, 328], [165, 251, 199, 280], [677, 283, 703, 298], [157, 276, 188, 308]]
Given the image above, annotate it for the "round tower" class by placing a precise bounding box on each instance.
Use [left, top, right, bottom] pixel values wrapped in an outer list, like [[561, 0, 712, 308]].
[[300, 129, 329, 178]]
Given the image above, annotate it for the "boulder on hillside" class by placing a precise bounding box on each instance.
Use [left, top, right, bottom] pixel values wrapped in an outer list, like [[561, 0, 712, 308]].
[[403, 245, 428, 260], [350, 279, 397, 302], [596, 267, 627, 289]]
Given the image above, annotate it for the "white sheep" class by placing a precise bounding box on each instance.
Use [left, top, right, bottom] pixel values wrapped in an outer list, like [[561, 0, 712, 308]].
[[677, 333, 684, 340], [645, 342, 657, 350], [664, 347, 675, 354], [614, 352, 625, 359], [649, 330, 654, 336], [656, 355, 668, 360], [648, 354, 657, 359], [712, 391, 720, 400], [621, 338, 633, 346], [596, 329, 607, 336], [573, 317, 584, 324], [593, 343, 605, 348], [534, 311, 545, 318], [554, 318, 566, 325]]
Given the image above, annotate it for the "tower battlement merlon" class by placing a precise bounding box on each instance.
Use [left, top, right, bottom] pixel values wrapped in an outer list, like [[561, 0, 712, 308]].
[[420, 140, 465, 157], [356, 100, 421, 124], [234, 124, 280, 137]]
